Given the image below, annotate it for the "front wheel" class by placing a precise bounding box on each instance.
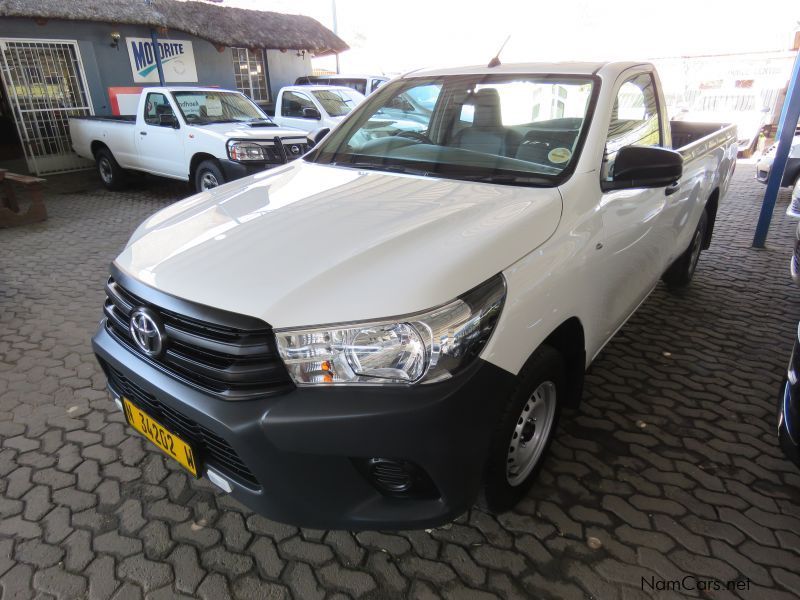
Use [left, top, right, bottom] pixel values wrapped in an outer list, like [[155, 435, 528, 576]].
[[194, 160, 226, 192], [480, 345, 564, 513], [662, 210, 708, 289]]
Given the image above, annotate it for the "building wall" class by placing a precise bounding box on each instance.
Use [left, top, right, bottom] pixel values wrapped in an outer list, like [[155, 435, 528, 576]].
[[0, 17, 311, 114], [266, 49, 312, 98]]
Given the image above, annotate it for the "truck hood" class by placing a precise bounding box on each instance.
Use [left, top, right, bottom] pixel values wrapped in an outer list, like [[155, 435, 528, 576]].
[[117, 161, 562, 328], [189, 122, 307, 141]]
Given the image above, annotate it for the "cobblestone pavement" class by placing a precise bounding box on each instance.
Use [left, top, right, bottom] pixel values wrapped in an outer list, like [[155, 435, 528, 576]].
[[1, 165, 799, 600]]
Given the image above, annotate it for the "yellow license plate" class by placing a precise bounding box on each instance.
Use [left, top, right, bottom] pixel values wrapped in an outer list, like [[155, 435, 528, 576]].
[[122, 398, 200, 477]]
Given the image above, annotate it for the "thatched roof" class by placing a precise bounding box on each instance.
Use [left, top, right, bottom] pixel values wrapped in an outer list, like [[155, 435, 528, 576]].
[[0, 0, 348, 55]]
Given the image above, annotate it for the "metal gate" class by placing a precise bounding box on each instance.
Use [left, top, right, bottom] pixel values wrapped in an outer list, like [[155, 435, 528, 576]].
[[0, 39, 94, 175]]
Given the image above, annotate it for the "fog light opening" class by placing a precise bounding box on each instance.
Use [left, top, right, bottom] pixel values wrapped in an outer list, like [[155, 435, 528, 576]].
[[355, 457, 439, 499]]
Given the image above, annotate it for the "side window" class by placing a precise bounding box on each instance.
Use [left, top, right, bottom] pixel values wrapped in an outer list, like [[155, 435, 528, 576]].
[[143, 93, 175, 126], [602, 73, 662, 181], [281, 91, 315, 117]]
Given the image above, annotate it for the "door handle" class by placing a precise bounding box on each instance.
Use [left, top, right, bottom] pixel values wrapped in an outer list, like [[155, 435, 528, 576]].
[[139, 131, 147, 136], [664, 181, 679, 196]]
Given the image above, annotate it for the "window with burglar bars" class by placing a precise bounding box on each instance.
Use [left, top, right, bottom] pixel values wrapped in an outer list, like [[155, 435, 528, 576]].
[[0, 39, 94, 174], [231, 48, 270, 103]]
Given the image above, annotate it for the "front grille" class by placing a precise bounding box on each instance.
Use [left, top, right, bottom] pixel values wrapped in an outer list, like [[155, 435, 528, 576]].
[[102, 362, 259, 488], [103, 277, 293, 399], [252, 138, 309, 163]]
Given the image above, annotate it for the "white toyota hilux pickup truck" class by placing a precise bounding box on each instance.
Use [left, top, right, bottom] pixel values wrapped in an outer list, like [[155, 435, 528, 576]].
[[70, 87, 309, 192], [93, 61, 737, 530]]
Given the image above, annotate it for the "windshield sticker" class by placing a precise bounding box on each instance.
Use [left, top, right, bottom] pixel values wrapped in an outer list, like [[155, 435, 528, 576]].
[[548, 147, 572, 164], [205, 96, 223, 116]]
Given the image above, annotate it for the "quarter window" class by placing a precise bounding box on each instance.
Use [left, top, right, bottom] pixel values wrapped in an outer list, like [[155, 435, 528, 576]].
[[603, 73, 662, 181], [231, 48, 270, 103]]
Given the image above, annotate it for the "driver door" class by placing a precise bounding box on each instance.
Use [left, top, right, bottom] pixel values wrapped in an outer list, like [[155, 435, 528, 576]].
[[595, 71, 670, 339], [136, 92, 185, 178], [279, 91, 320, 132]]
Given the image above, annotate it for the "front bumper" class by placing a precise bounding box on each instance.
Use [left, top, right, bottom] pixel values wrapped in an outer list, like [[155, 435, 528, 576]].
[[778, 336, 800, 469], [755, 156, 800, 187], [93, 324, 517, 530], [218, 159, 281, 182]]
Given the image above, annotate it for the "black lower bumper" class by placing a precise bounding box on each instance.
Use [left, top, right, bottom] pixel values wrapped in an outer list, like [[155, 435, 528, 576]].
[[93, 325, 517, 530], [778, 337, 800, 469], [218, 159, 278, 182]]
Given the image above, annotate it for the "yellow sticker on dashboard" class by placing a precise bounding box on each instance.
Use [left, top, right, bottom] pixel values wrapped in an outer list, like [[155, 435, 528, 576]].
[[548, 147, 572, 164]]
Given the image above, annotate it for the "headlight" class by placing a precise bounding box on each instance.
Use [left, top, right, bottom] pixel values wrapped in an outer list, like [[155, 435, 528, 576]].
[[275, 274, 506, 385], [227, 141, 265, 161]]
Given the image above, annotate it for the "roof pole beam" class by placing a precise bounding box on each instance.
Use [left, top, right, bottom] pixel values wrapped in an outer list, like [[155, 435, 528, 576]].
[[753, 49, 800, 247], [150, 28, 166, 86]]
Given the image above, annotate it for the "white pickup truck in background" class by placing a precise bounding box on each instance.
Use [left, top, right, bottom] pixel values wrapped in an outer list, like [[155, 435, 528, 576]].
[[269, 85, 365, 134], [70, 87, 309, 191]]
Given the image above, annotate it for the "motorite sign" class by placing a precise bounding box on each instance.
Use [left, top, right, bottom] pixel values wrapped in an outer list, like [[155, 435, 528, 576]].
[[126, 37, 198, 83]]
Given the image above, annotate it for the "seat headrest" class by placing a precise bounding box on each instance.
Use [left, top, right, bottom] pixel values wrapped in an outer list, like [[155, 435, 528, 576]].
[[472, 88, 502, 128], [155, 104, 172, 115]]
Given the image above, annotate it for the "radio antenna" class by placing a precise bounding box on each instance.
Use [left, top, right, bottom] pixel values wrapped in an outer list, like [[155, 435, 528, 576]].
[[487, 35, 510, 68]]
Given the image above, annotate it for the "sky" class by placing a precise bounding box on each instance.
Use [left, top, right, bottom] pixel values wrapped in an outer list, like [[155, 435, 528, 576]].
[[228, 0, 800, 75]]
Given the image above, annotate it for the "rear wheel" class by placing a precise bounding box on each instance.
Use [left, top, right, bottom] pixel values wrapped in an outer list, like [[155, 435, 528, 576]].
[[95, 148, 127, 190], [480, 345, 564, 513], [194, 160, 226, 192], [663, 209, 708, 289]]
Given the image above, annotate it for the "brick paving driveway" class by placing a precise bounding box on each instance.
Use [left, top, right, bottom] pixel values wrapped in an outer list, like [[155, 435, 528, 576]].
[[1, 166, 799, 600]]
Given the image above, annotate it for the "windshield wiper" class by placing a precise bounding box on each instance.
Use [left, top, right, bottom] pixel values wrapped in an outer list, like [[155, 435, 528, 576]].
[[333, 161, 432, 177], [453, 173, 551, 187], [247, 118, 276, 127]]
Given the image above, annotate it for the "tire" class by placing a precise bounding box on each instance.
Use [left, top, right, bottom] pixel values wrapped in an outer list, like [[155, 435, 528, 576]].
[[662, 209, 709, 289], [480, 345, 564, 513], [95, 148, 127, 190], [194, 160, 226, 192]]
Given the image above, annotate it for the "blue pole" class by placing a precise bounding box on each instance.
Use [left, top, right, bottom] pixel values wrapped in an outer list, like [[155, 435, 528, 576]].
[[753, 49, 800, 247], [150, 28, 166, 86]]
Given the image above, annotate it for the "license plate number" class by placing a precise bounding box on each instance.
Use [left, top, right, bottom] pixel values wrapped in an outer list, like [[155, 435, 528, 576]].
[[122, 398, 199, 477]]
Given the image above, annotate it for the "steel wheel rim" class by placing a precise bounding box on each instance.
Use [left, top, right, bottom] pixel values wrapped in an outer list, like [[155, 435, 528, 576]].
[[200, 171, 219, 191], [98, 158, 112, 184], [506, 381, 556, 486]]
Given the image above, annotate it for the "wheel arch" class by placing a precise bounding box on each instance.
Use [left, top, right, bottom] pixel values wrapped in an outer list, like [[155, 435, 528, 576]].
[[539, 316, 586, 409], [703, 187, 720, 249], [189, 153, 220, 189], [90, 140, 110, 157]]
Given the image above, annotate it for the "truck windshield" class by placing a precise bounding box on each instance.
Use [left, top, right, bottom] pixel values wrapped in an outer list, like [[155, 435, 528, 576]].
[[310, 89, 363, 117], [172, 91, 270, 125], [309, 74, 596, 186]]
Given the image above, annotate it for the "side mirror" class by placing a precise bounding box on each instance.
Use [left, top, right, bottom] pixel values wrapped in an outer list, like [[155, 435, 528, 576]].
[[159, 113, 179, 128], [302, 107, 321, 120], [307, 127, 331, 148], [605, 146, 683, 191]]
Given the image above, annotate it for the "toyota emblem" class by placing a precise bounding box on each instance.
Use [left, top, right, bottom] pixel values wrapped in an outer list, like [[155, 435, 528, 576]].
[[129, 307, 164, 357], [290, 144, 301, 155]]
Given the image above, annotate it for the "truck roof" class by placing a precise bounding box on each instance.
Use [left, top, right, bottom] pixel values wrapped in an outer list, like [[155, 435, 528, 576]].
[[143, 86, 242, 93], [403, 61, 650, 79], [281, 84, 365, 94]]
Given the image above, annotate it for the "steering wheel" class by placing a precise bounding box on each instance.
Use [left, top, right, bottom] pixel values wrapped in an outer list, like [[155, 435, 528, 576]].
[[395, 130, 432, 144], [184, 113, 201, 123]]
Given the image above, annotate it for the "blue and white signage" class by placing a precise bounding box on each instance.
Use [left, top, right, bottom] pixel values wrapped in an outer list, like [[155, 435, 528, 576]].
[[126, 37, 198, 83]]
